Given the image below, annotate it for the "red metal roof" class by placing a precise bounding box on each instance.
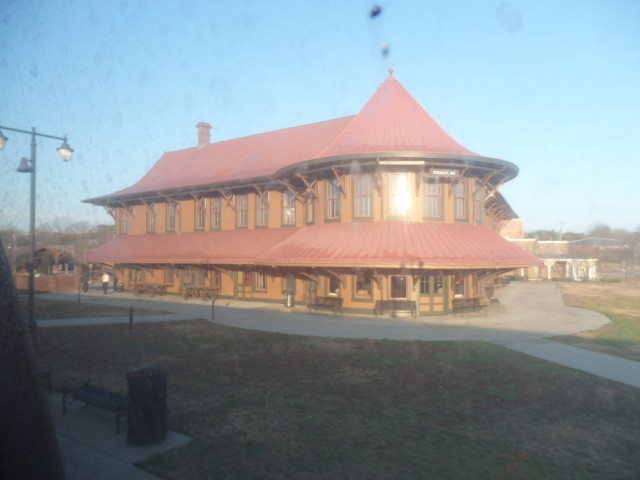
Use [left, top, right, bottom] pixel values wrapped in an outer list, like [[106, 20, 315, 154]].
[[313, 73, 479, 160], [107, 116, 354, 198], [256, 221, 539, 269], [89, 73, 486, 203], [85, 221, 539, 270], [83, 229, 297, 265]]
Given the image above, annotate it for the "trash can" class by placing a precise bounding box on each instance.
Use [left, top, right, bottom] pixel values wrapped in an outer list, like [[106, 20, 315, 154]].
[[284, 290, 295, 307], [126, 365, 168, 445]]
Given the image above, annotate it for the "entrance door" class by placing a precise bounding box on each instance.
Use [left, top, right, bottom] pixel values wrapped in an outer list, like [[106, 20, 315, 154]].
[[389, 275, 407, 299]]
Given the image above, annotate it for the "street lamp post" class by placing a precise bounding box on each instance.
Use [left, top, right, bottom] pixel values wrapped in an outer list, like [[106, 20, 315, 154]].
[[0, 123, 73, 349]]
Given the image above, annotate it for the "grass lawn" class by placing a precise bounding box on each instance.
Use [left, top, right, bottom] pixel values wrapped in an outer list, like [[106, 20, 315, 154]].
[[38, 320, 640, 479], [19, 295, 167, 320], [556, 280, 640, 362]]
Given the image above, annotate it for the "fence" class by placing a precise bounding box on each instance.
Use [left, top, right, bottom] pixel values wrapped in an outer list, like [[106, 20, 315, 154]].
[[14, 274, 78, 292]]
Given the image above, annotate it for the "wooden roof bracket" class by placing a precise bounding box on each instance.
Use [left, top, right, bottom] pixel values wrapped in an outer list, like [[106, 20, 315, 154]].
[[277, 179, 306, 203], [447, 167, 469, 197], [220, 190, 234, 209], [331, 167, 346, 198], [254, 185, 270, 205], [103, 205, 116, 220], [323, 268, 345, 285], [160, 194, 181, 211], [297, 175, 319, 201], [415, 165, 426, 196], [118, 202, 135, 218], [475, 167, 506, 194], [484, 176, 508, 198], [373, 160, 384, 194]]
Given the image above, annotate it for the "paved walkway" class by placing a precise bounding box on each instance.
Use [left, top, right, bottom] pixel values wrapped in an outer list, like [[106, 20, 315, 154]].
[[37, 281, 640, 479]]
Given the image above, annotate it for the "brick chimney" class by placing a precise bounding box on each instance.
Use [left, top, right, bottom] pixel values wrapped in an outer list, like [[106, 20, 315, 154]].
[[196, 121, 211, 149]]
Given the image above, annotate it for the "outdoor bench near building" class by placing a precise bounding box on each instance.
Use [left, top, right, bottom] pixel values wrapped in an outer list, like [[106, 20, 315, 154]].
[[83, 70, 539, 316]]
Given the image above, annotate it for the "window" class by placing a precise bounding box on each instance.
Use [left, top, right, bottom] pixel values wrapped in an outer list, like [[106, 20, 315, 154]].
[[285, 274, 296, 293], [283, 190, 296, 225], [423, 178, 442, 218], [389, 173, 411, 218], [195, 269, 207, 286], [454, 279, 465, 297], [326, 179, 341, 220], [195, 198, 206, 230], [212, 271, 221, 290], [306, 185, 317, 225], [454, 180, 466, 219], [166, 202, 176, 232], [390, 275, 407, 299], [474, 186, 484, 224], [236, 194, 248, 228], [165, 268, 174, 286], [328, 275, 340, 296], [353, 174, 373, 218], [243, 271, 253, 287], [119, 208, 128, 234], [129, 268, 144, 283], [146, 203, 156, 233], [354, 270, 372, 298], [211, 196, 222, 229], [419, 274, 443, 295], [256, 272, 267, 292], [256, 192, 269, 227]]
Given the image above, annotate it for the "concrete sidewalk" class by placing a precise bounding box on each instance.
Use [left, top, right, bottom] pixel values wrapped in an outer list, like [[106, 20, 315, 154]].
[[50, 393, 191, 480]]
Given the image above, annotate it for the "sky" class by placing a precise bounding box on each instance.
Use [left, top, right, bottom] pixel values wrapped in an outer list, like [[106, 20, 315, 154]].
[[1, 0, 639, 235]]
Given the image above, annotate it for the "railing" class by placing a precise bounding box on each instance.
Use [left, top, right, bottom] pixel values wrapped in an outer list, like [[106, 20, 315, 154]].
[[14, 273, 78, 292]]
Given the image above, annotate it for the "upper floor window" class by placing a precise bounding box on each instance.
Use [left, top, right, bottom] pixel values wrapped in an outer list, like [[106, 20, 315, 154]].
[[326, 179, 341, 221], [119, 208, 128, 235], [256, 193, 269, 227], [306, 185, 317, 225], [283, 190, 296, 226], [389, 173, 411, 218], [454, 180, 467, 220], [474, 185, 484, 224], [211, 196, 222, 229], [195, 198, 206, 230], [166, 202, 176, 232], [353, 174, 373, 219], [146, 203, 156, 233], [423, 178, 443, 219], [236, 194, 248, 228]]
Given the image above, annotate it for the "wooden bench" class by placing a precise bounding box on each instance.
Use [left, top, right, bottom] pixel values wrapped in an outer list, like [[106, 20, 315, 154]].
[[307, 296, 343, 314], [452, 297, 487, 316], [133, 283, 167, 297], [62, 377, 128, 434], [374, 300, 417, 317]]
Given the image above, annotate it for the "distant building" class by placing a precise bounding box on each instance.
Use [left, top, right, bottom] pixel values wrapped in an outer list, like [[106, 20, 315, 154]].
[[502, 221, 597, 281], [84, 72, 538, 315]]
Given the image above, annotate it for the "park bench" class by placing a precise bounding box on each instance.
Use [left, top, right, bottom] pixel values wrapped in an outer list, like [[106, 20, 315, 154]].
[[452, 297, 487, 316], [374, 300, 417, 317], [62, 377, 128, 434], [307, 296, 343, 314], [182, 285, 218, 300], [133, 283, 167, 297]]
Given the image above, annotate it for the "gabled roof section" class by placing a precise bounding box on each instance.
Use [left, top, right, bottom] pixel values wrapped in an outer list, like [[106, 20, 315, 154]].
[[313, 71, 479, 160], [89, 116, 354, 202]]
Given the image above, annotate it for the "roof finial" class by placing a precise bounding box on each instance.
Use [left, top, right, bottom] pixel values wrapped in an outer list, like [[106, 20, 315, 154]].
[[389, 67, 394, 75]]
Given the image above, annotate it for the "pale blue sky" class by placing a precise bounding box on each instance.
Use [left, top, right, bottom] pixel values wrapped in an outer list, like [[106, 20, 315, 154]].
[[1, 0, 638, 234]]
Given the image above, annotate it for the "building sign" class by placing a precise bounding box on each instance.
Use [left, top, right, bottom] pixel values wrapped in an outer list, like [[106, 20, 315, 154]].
[[429, 168, 460, 177]]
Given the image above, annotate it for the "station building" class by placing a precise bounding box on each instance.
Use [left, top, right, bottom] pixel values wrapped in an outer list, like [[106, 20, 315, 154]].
[[84, 71, 539, 315]]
